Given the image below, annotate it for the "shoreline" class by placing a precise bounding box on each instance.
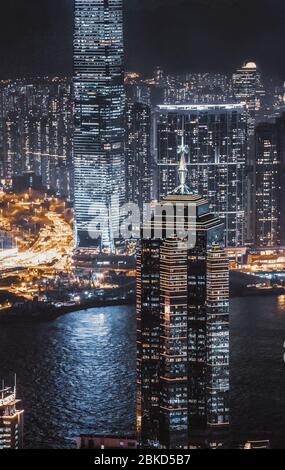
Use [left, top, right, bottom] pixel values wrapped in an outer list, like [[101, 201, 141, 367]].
[[1, 270, 284, 325], [0, 297, 135, 325]]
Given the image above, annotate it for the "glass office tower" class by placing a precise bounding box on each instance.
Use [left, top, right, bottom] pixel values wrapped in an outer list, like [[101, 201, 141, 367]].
[[74, 0, 125, 250], [137, 158, 230, 449], [155, 104, 247, 247]]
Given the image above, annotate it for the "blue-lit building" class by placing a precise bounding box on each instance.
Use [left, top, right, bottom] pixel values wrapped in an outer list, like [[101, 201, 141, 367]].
[[74, 0, 125, 250]]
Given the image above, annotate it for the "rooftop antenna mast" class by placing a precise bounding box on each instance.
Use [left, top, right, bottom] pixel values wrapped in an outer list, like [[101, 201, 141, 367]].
[[174, 117, 191, 195]]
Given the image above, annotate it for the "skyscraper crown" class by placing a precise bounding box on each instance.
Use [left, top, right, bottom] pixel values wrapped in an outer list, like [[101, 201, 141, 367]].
[[173, 135, 191, 195]]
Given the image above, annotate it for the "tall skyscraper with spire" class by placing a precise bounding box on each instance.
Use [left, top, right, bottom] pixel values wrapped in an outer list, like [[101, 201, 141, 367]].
[[74, 0, 125, 250], [137, 149, 230, 449]]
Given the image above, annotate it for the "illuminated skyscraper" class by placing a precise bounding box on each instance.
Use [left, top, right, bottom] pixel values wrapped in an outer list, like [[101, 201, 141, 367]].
[[232, 62, 264, 136], [137, 157, 229, 449], [126, 101, 152, 212], [74, 0, 125, 250], [0, 79, 74, 200], [233, 63, 262, 113], [0, 380, 24, 449], [276, 113, 285, 246], [254, 123, 281, 246], [155, 104, 247, 247]]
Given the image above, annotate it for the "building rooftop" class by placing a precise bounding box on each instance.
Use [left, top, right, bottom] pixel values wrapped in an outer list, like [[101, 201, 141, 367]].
[[243, 61, 257, 70], [157, 103, 245, 112], [0, 387, 16, 408]]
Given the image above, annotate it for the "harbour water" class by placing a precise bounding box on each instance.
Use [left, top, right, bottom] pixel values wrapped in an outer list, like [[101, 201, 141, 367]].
[[0, 297, 285, 448]]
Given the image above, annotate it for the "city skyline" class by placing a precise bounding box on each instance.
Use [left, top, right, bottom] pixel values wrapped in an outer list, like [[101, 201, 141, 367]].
[[1, 0, 285, 453]]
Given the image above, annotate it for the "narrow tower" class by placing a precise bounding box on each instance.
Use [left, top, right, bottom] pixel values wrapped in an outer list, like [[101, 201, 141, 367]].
[[137, 149, 230, 448], [74, 0, 125, 250]]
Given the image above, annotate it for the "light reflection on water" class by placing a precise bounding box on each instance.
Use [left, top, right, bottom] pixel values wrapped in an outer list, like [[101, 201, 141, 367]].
[[0, 305, 136, 449], [0, 298, 285, 448]]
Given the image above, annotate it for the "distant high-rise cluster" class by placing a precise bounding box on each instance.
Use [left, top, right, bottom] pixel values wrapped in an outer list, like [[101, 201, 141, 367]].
[[125, 63, 285, 249], [0, 78, 73, 200], [74, 0, 125, 250], [0, 56, 284, 252]]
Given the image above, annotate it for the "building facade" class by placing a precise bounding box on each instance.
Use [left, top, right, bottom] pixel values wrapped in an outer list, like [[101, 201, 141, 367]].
[[254, 123, 281, 247], [125, 101, 152, 212], [232, 62, 264, 136], [137, 161, 230, 448], [155, 104, 248, 247], [276, 113, 285, 246], [0, 382, 24, 449], [74, 0, 125, 250]]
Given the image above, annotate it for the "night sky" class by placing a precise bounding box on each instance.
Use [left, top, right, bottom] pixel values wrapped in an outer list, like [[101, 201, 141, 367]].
[[0, 0, 284, 79]]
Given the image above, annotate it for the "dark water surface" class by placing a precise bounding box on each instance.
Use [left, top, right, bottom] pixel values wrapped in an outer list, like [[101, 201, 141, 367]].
[[0, 297, 285, 448]]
